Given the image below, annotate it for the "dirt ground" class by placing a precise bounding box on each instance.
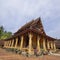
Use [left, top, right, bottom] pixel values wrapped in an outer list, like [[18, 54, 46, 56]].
[[0, 48, 60, 60]]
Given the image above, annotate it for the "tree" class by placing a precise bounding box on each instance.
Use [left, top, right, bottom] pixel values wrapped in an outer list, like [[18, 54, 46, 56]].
[[0, 26, 4, 39], [0, 26, 12, 40]]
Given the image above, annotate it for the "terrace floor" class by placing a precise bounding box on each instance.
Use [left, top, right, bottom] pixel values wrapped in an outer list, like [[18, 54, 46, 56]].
[[0, 48, 60, 60]]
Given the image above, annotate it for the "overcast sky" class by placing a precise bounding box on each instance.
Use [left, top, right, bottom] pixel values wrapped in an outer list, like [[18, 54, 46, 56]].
[[0, 0, 60, 39]]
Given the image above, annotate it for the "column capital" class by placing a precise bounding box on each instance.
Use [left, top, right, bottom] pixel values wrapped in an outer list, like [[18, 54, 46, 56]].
[[21, 35, 23, 39], [37, 35, 40, 40], [28, 33, 33, 38]]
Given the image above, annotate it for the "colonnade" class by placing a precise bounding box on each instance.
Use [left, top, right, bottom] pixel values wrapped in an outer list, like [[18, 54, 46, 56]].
[[4, 33, 56, 55]]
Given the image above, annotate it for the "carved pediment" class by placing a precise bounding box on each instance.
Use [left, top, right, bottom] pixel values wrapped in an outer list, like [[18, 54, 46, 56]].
[[14, 17, 46, 35], [30, 18, 46, 35]]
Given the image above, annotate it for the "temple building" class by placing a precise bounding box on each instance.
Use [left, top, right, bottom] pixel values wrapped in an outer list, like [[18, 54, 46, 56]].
[[4, 17, 57, 55]]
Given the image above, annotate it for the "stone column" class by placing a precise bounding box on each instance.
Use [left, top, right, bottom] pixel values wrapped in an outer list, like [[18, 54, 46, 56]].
[[9, 40, 11, 47], [7, 41, 9, 48], [11, 39, 14, 48], [4, 41, 6, 47], [47, 40, 50, 49], [6, 41, 8, 47], [5, 41, 7, 47], [20, 36, 23, 50], [54, 41, 56, 51], [28, 33, 32, 55], [8, 41, 10, 48], [8, 41, 10, 47], [15, 37, 18, 48], [43, 38, 47, 51], [37, 35, 40, 53], [51, 41, 53, 49]]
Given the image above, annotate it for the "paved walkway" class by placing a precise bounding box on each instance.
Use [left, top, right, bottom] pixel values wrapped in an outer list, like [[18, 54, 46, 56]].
[[0, 48, 60, 60]]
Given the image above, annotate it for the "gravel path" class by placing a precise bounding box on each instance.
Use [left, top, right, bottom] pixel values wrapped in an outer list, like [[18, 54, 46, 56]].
[[0, 48, 60, 60]]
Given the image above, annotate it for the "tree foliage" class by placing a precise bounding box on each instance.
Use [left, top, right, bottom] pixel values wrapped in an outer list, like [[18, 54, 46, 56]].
[[0, 26, 12, 40]]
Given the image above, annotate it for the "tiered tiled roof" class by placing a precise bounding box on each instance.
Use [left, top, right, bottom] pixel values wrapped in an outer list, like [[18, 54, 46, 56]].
[[14, 17, 46, 35], [4, 17, 57, 41]]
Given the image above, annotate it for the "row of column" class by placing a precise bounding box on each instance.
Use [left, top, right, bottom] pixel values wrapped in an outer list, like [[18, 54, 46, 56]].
[[4, 33, 56, 55], [47, 40, 56, 51], [4, 34, 32, 54], [4, 36, 23, 49]]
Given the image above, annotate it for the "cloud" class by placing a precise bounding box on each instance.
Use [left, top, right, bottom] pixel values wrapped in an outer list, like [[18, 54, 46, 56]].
[[46, 25, 60, 39], [0, 0, 60, 38]]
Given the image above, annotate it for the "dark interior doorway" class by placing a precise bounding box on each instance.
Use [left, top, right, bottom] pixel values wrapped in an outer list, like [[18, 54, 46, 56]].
[[13, 38, 16, 47], [25, 35, 29, 47]]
